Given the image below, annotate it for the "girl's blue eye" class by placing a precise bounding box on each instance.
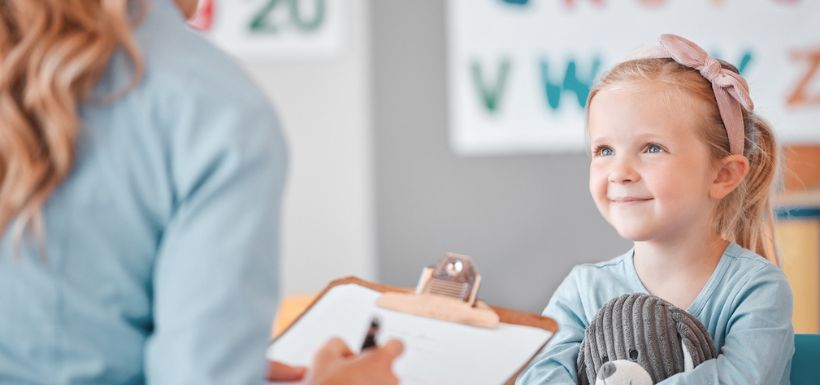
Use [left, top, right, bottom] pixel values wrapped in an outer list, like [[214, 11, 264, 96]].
[[645, 144, 664, 154], [595, 146, 613, 157]]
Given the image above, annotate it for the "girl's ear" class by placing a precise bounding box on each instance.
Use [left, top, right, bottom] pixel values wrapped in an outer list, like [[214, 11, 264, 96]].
[[709, 154, 750, 200]]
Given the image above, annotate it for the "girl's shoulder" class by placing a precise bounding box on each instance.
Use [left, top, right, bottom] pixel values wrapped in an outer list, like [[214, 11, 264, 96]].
[[563, 249, 639, 293], [720, 243, 787, 285], [705, 243, 792, 314], [571, 249, 633, 277]]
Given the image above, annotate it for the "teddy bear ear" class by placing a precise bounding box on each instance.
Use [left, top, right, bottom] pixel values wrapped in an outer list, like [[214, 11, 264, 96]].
[[672, 309, 718, 368], [681, 339, 694, 372]]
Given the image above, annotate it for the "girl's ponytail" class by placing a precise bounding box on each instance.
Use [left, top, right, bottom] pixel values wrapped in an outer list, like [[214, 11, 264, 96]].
[[720, 115, 780, 263]]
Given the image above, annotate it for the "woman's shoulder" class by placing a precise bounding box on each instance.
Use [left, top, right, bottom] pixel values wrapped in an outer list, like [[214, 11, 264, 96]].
[[131, 0, 269, 109], [110, 1, 284, 151]]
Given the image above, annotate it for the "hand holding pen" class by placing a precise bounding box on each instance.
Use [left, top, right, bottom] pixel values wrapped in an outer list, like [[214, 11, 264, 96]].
[[268, 316, 403, 385], [361, 317, 381, 351], [309, 337, 403, 385]]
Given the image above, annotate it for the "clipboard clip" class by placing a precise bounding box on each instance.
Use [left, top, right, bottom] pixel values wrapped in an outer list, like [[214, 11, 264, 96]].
[[376, 253, 500, 328]]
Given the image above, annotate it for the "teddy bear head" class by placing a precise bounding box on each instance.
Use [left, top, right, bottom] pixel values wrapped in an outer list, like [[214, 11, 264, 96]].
[[577, 293, 717, 385]]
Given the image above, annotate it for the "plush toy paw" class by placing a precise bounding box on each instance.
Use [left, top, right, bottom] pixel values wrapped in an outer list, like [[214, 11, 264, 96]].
[[594, 360, 653, 385]]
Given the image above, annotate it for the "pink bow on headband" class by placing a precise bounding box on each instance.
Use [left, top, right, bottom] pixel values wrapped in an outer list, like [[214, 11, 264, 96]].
[[630, 34, 753, 155]]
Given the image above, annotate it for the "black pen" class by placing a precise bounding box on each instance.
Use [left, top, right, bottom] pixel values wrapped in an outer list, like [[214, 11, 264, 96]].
[[360, 316, 380, 351]]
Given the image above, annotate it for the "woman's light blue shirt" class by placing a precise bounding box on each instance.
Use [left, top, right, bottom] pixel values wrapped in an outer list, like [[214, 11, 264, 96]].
[[0, 0, 287, 384], [517, 242, 794, 385]]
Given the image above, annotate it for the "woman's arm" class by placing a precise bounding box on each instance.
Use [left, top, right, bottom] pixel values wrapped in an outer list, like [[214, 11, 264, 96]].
[[144, 89, 288, 385]]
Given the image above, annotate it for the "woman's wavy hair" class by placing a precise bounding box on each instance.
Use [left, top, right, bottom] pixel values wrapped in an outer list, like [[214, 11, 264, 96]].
[[587, 58, 781, 263], [0, 0, 143, 244]]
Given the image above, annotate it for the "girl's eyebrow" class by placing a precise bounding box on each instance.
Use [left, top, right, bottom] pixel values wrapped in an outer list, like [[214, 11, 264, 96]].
[[632, 133, 670, 142], [589, 136, 611, 145], [589, 132, 667, 145]]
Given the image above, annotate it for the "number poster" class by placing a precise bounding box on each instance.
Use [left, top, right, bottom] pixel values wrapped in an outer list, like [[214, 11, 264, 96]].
[[189, 0, 347, 60]]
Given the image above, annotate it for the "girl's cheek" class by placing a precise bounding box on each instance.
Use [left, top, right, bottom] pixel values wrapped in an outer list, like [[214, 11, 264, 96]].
[[589, 172, 608, 199], [589, 164, 607, 183]]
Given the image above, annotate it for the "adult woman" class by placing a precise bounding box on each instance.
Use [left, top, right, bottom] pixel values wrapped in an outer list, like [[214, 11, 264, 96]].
[[0, 0, 400, 383]]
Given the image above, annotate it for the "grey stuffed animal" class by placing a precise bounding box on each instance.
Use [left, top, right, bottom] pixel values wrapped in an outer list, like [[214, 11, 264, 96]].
[[577, 294, 718, 385]]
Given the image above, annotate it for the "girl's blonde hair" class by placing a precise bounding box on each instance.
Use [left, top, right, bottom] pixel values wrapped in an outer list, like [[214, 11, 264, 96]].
[[0, 0, 143, 242], [588, 58, 780, 263]]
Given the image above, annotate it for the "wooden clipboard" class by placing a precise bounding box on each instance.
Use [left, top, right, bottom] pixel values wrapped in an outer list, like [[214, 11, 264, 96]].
[[271, 276, 558, 385]]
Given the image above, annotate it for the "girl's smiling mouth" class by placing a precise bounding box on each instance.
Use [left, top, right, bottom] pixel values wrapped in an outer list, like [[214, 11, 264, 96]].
[[609, 196, 654, 204]]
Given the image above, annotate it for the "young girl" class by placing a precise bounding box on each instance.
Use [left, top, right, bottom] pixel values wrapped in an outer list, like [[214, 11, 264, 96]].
[[517, 34, 794, 384]]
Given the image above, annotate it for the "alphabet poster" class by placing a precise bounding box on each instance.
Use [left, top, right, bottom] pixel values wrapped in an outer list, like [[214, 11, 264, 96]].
[[448, 0, 820, 155]]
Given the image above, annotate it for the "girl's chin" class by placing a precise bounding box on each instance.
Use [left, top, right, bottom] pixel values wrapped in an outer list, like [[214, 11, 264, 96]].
[[613, 226, 655, 242]]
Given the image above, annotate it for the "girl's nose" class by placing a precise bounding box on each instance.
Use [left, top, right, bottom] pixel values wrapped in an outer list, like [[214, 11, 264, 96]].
[[607, 158, 640, 184]]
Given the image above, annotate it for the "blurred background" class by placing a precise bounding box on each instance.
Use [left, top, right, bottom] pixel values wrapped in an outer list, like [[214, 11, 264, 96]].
[[191, 0, 820, 331]]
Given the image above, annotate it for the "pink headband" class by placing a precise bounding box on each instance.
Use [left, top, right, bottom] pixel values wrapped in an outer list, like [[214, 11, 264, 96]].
[[628, 34, 753, 155]]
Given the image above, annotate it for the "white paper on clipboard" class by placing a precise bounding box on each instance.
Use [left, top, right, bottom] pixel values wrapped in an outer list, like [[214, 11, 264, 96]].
[[267, 284, 553, 385]]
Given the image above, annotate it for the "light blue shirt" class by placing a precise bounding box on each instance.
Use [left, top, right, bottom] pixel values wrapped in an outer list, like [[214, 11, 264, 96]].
[[0, 1, 287, 384], [517, 242, 794, 385]]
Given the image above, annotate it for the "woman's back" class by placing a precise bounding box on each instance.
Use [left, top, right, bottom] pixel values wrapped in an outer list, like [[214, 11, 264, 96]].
[[0, 0, 287, 383]]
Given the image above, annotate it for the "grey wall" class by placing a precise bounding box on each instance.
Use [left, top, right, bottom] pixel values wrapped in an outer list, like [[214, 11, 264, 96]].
[[245, 0, 376, 295], [371, 0, 631, 313]]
